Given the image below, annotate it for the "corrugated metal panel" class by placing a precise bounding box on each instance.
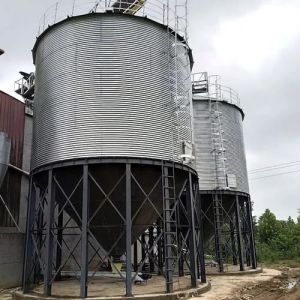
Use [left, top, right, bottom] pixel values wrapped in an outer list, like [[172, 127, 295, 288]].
[[193, 99, 249, 193], [0, 91, 25, 227], [32, 13, 192, 170], [0, 132, 11, 187], [0, 169, 22, 227], [0, 91, 25, 168], [193, 100, 217, 189]]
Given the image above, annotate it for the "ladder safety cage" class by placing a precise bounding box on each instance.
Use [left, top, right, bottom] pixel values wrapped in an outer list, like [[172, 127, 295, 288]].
[[167, 0, 193, 163]]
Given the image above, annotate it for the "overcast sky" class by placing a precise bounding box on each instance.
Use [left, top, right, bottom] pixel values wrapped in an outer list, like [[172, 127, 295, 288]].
[[0, 0, 299, 220]]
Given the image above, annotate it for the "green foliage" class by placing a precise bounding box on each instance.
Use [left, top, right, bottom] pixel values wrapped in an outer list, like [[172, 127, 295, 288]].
[[255, 209, 300, 263]]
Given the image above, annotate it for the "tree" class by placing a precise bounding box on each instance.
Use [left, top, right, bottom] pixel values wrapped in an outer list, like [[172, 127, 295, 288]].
[[257, 209, 279, 245], [256, 209, 300, 262]]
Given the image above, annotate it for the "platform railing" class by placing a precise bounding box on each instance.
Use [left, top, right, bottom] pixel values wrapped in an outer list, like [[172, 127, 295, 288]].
[[192, 72, 241, 108], [36, 0, 189, 41]]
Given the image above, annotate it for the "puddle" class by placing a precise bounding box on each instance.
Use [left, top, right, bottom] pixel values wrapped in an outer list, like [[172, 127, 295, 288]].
[[287, 279, 297, 290]]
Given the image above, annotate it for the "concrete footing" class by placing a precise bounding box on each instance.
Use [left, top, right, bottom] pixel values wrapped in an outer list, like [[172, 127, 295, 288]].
[[207, 267, 263, 276], [13, 277, 211, 300]]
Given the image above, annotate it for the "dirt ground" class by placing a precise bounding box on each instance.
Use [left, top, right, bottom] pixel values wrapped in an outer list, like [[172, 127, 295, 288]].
[[195, 267, 300, 300], [223, 268, 300, 300], [0, 288, 18, 300], [1, 268, 300, 299]]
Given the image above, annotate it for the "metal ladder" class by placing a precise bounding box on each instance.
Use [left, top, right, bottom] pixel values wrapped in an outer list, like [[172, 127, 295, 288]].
[[161, 161, 178, 293], [213, 193, 225, 272], [209, 79, 228, 189], [166, 0, 192, 161]]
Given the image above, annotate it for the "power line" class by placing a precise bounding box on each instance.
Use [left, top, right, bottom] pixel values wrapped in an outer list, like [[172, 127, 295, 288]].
[[248, 160, 300, 173], [249, 169, 300, 180], [249, 162, 300, 174]]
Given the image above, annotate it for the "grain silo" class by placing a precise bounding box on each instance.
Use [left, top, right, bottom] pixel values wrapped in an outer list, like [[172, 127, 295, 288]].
[[192, 72, 257, 272], [22, 1, 206, 298]]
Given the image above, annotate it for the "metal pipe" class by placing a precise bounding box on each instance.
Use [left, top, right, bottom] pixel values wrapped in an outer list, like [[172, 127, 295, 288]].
[[8, 164, 29, 176]]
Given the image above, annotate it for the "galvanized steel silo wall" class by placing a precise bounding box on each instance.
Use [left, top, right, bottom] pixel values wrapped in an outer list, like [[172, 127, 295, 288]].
[[32, 13, 192, 170], [193, 99, 249, 193]]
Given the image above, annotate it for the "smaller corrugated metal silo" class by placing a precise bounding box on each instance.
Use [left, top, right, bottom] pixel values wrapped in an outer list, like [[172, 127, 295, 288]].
[[192, 74, 248, 193], [192, 73, 256, 273]]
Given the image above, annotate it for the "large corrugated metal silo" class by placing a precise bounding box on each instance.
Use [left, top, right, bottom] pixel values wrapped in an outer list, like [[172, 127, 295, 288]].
[[31, 11, 193, 253], [23, 5, 204, 297]]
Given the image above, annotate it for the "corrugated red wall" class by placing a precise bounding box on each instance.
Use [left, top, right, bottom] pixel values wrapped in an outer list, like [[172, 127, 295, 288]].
[[0, 91, 25, 226], [0, 91, 25, 168]]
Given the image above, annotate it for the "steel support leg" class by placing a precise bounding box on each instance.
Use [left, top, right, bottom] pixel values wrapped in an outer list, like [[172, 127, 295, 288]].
[[56, 203, 63, 280], [246, 198, 257, 269], [35, 189, 43, 284], [157, 224, 163, 275], [141, 233, 146, 271], [80, 165, 89, 298], [23, 178, 36, 292], [198, 193, 206, 283], [186, 173, 198, 288], [177, 203, 184, 277], [242, 202, 251, 267], [149, 226, 155, 273], [134, 241, 138, 272], [230, 217, 237, 265], [125, 163, 133, 297], [235, 195, 245, 271], [44, 170, 55, 296]]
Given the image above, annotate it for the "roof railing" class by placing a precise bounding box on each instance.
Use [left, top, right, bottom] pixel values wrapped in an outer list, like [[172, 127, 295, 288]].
[[36, 0, 189, 41]]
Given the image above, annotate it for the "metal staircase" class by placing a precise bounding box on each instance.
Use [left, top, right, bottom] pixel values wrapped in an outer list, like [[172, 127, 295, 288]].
[[161, 161, 178, 293], [15, 71, 35, 112]]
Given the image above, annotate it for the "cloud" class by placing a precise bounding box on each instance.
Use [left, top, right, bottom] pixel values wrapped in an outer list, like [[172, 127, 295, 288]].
[[0, 0, 299, 220], [212, 1, 300, 71]]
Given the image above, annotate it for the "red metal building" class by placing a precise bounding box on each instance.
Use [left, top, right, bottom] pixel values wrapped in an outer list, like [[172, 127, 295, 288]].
[[0, 91, 25, 226]]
